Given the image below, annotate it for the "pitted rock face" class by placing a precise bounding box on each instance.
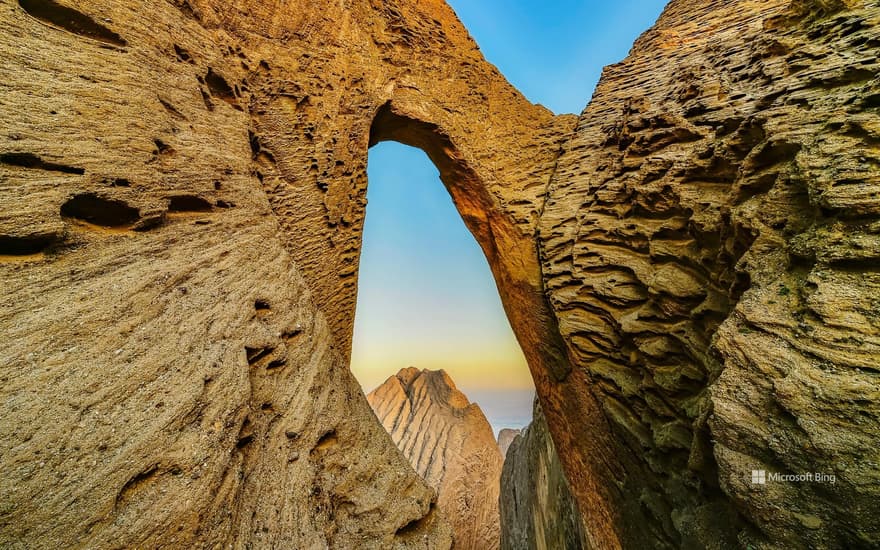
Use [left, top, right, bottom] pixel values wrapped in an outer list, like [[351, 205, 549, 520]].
[[0, 0, 566, 547], [542, 0, 880, 548], [1, 0, 878, 548]]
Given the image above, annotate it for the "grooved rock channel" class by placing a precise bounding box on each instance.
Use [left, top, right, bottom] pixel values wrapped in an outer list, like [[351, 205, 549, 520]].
[[1, 0, 878, 549], [367, 368, 503, 550]]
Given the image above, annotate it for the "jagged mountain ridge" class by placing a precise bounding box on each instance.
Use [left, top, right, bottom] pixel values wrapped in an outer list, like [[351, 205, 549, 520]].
[[368, 368, 503, 550]]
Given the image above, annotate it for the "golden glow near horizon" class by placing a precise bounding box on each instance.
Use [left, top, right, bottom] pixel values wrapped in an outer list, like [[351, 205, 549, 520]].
[[350, 143, 533, 394], [351, 312, 532, 393]]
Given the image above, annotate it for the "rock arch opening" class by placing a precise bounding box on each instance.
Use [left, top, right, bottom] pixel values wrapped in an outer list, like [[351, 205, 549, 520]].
[[361, 100, 653, 550], [351, 139, 533, 407], [356, 101, 558, 409], [365, 102, 573, 386], [352, 102, 624, 549], [352, 105, 548, 550]]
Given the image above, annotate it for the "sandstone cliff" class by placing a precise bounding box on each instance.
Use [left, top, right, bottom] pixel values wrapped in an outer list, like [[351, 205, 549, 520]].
[[540, 1, 880, 547], [500, 401, 589, 550], [367, 368, 504, 550], [1, 0, 878, 548]]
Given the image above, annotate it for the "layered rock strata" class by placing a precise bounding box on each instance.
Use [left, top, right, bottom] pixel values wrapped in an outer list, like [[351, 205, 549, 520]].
[[500, 401, 590, 550], [1, 0, 878, 548], [368, 368, 504, 550], [540, 1, 880, 547]]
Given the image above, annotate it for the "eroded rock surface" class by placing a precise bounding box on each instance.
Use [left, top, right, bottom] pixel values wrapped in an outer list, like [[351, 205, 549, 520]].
[[497, 428, 521, 458], [368, 368, 503, 550], [1, 0, 878, 548], [500, 401, 589, 550], [541, 0, 880, 547]]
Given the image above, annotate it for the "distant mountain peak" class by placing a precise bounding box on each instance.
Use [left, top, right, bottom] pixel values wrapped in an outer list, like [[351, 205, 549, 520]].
[[497, 428, 522, 459], [382, 367, 472, 411], [368, 368, 502, 550]]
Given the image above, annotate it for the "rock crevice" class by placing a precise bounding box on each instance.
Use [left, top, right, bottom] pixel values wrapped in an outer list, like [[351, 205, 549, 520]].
[[1, 0, 878, 548]]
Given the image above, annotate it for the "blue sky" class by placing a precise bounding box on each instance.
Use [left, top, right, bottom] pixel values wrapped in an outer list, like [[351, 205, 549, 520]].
[[350, 143, 533, 393], [447, 0, 669, 115], [350, 1, 669, 404]]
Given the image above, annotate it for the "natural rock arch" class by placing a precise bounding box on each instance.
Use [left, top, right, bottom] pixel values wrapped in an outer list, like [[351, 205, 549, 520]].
[[0, 0, 877, 548], [367, 100, 571, 387], [366, 100, 626, 548]]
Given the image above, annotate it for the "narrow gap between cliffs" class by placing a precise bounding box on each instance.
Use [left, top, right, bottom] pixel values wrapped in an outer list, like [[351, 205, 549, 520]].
[[350, 140, 535, 548]]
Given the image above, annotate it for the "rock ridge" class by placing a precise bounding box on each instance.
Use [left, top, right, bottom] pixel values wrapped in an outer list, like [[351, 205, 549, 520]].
[[368, 368, 503, 550]]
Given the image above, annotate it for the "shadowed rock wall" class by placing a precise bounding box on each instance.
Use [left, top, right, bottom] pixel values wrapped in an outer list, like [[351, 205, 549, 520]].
[[500, 400, 589, 550], [1, 0, 878, 548], [541, 0, 880, 547]]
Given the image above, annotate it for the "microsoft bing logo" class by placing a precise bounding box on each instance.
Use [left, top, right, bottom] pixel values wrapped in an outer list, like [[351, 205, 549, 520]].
[[751, 470, 766, 485]]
